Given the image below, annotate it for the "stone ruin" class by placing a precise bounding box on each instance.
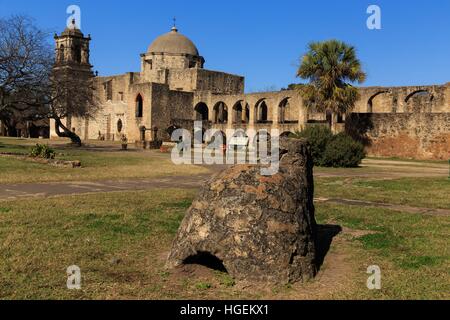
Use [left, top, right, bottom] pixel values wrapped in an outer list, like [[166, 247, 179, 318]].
[[166, 138, 317, 283]]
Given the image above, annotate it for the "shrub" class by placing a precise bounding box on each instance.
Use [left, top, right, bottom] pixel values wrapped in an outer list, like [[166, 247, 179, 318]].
[[322, 133, 366, 167], [292, 125, 333, 166], [30, 144, 56, 159]]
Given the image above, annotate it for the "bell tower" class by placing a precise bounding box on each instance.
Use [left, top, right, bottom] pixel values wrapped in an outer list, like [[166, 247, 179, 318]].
[[53, 18, 94, 76]]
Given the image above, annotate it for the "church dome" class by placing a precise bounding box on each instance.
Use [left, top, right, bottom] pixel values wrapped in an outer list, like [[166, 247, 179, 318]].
[[147, 27, 199, 56]]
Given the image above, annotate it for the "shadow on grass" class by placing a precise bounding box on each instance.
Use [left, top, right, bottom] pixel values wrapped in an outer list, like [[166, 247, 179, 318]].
[[316, 224, 342, 271]]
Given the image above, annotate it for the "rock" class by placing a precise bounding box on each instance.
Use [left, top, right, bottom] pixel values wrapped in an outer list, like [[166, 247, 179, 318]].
[[166, 138, 317, 284]]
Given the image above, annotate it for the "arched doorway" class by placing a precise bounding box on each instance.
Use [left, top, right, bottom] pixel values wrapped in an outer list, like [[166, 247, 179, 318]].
[[194, 102, 209, 121]]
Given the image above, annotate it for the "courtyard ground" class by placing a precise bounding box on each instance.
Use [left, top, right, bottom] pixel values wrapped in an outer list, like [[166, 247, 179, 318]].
[[0, 137, 448, 299]]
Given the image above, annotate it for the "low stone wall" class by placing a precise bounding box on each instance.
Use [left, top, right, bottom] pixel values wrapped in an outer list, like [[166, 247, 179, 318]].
[[346, 113, 450, 160]]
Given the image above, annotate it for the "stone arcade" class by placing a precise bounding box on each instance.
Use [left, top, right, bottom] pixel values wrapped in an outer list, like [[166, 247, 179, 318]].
[[49, 24, 450, 160]]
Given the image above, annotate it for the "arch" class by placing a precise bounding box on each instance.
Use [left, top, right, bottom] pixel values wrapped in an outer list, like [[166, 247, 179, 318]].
[[183, 252, 227, 272], [253, 130, 272, 157], [59, 44, 65, 63], [117, 119, 123, 133], [213, 102, 228, 124], [245, 104, 250, 124], [278, 98, 291, 124], [135, 94, 144, 118], [405, 90, 433, 103], [280, 131, 293, 138], [255, 99, 269, 123], [209, 130, 227, 147], [232, 101, 250, 124], [404, 90, 434, 113], [72, 44, 81, 63], [232, 101, 243, 124], [194, 102, 209, 121], [367, 91, 389, 113]]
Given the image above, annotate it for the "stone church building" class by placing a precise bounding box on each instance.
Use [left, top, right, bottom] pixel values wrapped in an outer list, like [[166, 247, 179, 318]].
[[50, 24, 450, 160]]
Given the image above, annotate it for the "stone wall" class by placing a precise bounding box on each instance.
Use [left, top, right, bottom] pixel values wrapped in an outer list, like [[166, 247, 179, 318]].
[[346, 113, 450, 160], [195, 69, 244, 95], [150, 83, 194, 141]]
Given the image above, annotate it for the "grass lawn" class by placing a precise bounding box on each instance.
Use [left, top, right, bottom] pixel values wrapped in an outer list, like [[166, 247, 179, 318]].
[[0, 136, 448, 299], [315, 176, 450, 209], [0, 137, 208, 184], [0, 189, 448, 300]]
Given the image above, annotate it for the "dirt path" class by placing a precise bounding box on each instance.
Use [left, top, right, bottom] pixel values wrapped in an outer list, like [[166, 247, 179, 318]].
[[1, 159, 447, 215], [0, 174, 210, 201], [315, 197, 450, 216]]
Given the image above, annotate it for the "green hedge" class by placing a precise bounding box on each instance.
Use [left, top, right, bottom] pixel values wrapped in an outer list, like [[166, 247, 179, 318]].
[[292, 126, 365, 167]]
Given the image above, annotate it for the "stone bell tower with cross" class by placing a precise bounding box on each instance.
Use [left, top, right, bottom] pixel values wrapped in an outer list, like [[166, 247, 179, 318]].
[[53, 18, 94, 76]]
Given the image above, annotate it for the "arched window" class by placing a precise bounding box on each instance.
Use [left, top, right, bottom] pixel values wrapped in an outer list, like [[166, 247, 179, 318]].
[[59, 45, 65, 63], [232, 102, 243, 124], [278, 98, 290, 124], [117, 119, 123, 133], [213, 102, 228, 124], [245, 104, 250, 124], [256, 100, 269, 123], [136, 94, 143, 118], [72, 45, 81, 63]]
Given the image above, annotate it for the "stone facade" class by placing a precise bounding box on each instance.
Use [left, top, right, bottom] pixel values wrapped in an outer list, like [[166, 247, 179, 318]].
[[49, 24, 449, 159]]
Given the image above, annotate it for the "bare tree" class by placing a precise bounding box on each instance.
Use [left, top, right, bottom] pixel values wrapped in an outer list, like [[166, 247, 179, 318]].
[[0, 15, 99, 146], [0, 16, 51, 134]]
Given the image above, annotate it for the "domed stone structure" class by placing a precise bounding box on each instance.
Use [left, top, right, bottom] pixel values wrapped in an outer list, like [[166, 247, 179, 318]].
[[148, 26, 199, 56], [141, 26, 205, 73]]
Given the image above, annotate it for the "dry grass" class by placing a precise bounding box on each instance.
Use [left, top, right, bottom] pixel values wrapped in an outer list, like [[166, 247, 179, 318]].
[[0, 137, 209, 184], [0, 189, 448, 300], [315, 176, 450, 209]]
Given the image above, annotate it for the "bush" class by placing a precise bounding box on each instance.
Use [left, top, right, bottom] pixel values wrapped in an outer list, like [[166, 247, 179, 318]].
[[293, 125, 333, 166], [30, 144, 56, 159], [322, 133, 366, 167]]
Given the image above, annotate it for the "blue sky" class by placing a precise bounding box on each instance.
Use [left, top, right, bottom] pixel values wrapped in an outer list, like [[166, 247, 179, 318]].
[[1, 0, 449, 92]]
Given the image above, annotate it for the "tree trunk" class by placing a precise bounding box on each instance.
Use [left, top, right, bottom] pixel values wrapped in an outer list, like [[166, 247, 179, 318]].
[[53, 116, 82, 146]]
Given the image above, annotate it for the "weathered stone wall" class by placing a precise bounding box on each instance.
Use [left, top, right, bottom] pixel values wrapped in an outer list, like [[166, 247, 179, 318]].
[[346, 113, 450, 160], [150, 83, 194, 141], [195, 69, 244, 95]]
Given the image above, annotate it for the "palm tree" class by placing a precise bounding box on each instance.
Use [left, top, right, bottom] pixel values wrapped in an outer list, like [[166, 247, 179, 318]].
[[297, 40, 366, 130]]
